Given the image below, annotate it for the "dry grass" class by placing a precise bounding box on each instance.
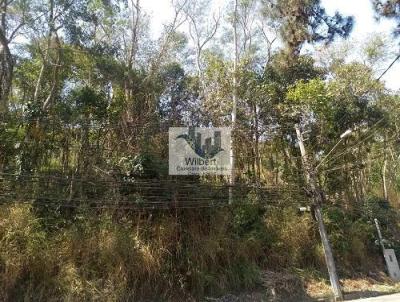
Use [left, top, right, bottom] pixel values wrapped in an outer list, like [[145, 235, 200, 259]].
[[305, 273, 400, 300], [0, 202, 395, 301], [0, 203, 266, 301]]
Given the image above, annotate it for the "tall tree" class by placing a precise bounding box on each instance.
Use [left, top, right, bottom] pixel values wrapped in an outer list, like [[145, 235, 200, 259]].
[[262, 0, 354, 57], [0, 0, 31, 113]]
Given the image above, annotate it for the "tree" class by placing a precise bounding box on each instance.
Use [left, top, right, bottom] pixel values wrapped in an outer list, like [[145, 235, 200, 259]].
[[262, 0, 354, 57], [180, 0, 220, 81], [0, 0, 32, 113], [372, 0, 400, 36]]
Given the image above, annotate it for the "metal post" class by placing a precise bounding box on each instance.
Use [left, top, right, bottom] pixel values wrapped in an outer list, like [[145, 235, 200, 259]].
[[374, 218, 385, 253]]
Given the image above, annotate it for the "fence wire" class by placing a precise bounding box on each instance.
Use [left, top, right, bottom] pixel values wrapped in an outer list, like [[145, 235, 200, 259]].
[[0, 172, 309, 211]]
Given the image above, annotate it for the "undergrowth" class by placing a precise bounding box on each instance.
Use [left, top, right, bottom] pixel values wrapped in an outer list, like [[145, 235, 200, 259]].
[[0, 198, 392, 301]]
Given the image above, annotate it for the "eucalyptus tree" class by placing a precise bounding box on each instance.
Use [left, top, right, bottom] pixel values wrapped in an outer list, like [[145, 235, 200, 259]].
[[286, 59, 388, 203], [179, 0, 220, 81], [0, 0, 33, 113]]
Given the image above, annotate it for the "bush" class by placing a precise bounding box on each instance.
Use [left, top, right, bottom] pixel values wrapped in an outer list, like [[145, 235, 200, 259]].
[[0, 197, 394, 301], [0, 204, 267, 301]]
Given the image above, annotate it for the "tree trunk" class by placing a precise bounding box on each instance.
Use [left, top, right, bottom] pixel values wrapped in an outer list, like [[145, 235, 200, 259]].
[[42, 33, 61, 111], [382, 133, 388, 201], [382, 158, 388, 201], [254, 104, 261, 182], [0, 28, 13, 113], [229, 0, 238, 204]]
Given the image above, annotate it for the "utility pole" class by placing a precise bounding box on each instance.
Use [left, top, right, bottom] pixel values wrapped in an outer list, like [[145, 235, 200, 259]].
[[295, 125, 343, 301]]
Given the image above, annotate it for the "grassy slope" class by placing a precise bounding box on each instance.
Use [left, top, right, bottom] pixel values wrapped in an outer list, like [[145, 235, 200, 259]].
[[0, 202, 397, 301]]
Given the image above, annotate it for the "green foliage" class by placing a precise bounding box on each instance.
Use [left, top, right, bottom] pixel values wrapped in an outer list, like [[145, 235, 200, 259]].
[[263, 0, 353, 55], [287, 78, 333, 121], [232, 200, 265, 238], [1, 0, 400, 300], [323, 197, 400, 274], [0, 204, 265, 300], [117, 153, 166, 179], [68, 86, 108, 120]]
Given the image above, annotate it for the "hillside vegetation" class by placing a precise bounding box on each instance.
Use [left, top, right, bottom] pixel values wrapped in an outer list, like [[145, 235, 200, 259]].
[[1, 0, 400, 300]]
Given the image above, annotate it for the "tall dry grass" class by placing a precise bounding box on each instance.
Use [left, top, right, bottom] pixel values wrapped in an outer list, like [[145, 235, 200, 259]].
[[0, 201, 385, 301], [0, 203, 265, 301]]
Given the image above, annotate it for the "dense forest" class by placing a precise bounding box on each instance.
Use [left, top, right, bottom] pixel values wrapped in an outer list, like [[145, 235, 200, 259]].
[[1, 0, 400, 301]]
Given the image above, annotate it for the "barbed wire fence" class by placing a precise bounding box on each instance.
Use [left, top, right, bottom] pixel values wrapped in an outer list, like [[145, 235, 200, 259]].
[[1, 115, 388, 214], [0, 170, 310, 211]]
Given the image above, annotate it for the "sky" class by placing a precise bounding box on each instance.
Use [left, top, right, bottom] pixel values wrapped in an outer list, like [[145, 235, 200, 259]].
[[141, 0, 400, 90], [321, 0, 399, 90]]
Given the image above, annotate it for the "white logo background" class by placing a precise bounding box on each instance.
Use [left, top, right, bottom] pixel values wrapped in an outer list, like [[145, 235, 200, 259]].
[[169, 127, 231, 175]]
